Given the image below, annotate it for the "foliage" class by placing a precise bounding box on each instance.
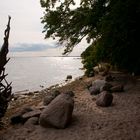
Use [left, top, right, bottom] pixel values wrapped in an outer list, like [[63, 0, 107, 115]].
[[81, 44, 96, 76], [40, 0, 140, 74]]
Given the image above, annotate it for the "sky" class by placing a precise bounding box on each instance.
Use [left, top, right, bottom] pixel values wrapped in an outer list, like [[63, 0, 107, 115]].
[[0, 0, 87, 56]]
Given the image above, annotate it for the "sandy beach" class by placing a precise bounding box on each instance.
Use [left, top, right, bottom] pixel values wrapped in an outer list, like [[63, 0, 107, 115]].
[[0, 72, 140, 140]]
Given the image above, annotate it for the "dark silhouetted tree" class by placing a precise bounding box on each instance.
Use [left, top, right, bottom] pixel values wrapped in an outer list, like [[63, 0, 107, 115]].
[[0, 16, 12, 122], [40, 0, 140, 74]]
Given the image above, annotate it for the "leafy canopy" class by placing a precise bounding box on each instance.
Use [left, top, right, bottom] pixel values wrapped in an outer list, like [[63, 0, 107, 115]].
[[40, 0, 106, 53], [40, 0, 140, 74]]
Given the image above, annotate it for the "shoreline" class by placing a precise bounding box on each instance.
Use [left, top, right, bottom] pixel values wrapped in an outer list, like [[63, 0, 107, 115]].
[[1, 72, 140, 140], [13, 75, 83, 95], [2, 75, 86, 120]]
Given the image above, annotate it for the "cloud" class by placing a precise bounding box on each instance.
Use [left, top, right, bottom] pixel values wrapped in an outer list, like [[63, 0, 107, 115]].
[[10, 43, 56, 52]]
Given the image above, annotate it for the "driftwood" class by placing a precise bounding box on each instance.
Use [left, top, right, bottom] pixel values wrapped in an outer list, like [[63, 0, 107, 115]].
[[0, 16, 12, 120]]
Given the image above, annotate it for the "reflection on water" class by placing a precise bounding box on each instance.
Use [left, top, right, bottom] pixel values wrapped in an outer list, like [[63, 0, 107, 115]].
[[6, 57, 84, 93]]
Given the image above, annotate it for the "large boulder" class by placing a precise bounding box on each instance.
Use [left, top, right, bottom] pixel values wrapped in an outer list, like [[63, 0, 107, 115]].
[[39, 93, 74, 129], [96, 91, 113, 107], [89, 79, 112, 95], [92, 79, 106, 88]]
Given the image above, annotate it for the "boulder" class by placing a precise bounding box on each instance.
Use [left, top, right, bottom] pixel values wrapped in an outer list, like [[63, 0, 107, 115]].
[[24, 117, 39, 126], [39, 93, 74, 129], [43, 90, 61, 106], [89, 79, 108, 95], [110, 84, 124, 92], [92, 79, 106, 88], [96, 91, 113, 107], [100, 83, 113, 92], [43, 95, 55, 106], [11, 107, 33, 124], [66, 75, 72, 80], [89, 86, 100, 95]]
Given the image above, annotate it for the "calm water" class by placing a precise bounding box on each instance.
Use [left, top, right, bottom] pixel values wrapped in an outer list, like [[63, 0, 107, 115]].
[[5, 57, 84, 93]]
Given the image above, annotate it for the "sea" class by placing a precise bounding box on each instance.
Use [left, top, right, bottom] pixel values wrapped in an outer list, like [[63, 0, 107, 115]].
[[5, 56, 84, 93]]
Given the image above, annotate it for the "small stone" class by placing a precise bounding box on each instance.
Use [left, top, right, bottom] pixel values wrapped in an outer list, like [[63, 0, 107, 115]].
[[24, 117, 39, 126], [43, 95, 55, 106], [43, 90, 61, 106], [22, 110, 41, 122], [51, 90, 61, 97], [66, 75, 72, 80]]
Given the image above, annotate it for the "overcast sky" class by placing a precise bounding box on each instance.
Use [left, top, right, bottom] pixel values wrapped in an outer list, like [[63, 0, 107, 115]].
[[0, 0, 49, 45], [0, 0, 87, 56]]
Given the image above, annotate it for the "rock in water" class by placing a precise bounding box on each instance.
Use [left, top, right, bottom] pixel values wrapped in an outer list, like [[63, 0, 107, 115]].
[[39, 93, 74, 129], [96, 91, 113, 107], [66, 75, 72, 80]]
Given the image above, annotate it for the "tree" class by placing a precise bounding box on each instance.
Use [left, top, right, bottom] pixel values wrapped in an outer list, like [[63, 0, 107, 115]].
[[40, 0, 140, 74], [0, 16, 12, 122]]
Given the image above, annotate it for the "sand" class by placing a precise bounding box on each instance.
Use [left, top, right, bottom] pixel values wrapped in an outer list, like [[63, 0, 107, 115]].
[[0, 72, 140, 140]]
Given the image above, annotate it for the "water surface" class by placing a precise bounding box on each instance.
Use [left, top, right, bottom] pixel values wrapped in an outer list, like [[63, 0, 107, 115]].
[[6, 57, 84, 93]]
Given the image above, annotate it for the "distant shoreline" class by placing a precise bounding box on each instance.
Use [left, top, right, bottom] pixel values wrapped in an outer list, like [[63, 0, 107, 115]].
[[9, 55, 82, 58]]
